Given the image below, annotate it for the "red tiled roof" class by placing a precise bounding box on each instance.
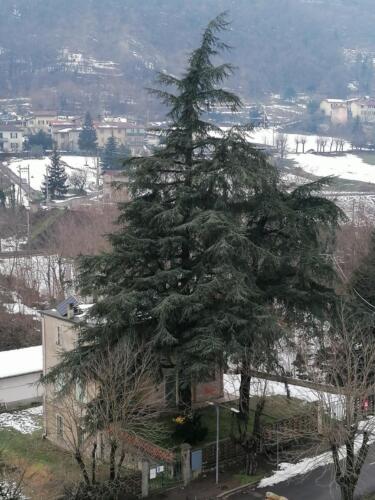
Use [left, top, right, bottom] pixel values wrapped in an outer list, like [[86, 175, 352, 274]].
[[116, 429, 175, 463]]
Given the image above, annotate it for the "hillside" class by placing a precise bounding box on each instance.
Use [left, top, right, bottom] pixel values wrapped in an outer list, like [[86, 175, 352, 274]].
[[0, 0, 375, 116]]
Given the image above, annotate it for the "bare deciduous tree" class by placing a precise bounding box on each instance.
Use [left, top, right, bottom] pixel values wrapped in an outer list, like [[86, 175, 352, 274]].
[[48, 341, 166, 494]]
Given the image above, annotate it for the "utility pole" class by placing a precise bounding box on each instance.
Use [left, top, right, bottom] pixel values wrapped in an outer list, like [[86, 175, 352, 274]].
[[45, 164, 50, 208], [208, 402, 239, 484], [96, 148, 100, 191], [17, 164, 32, 249]]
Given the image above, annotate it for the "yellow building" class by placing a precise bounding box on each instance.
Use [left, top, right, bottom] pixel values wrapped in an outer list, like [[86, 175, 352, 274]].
[[96, 122, 146, 155], [26, 111, 59, 134], [320, 99, 349, 125]]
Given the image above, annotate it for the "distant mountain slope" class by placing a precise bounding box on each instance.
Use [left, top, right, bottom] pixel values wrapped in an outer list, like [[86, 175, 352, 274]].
[[0, 0, 374, 114]]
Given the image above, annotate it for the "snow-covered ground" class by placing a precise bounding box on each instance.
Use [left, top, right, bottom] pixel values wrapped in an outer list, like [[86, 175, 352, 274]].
[[3, 302, 39, 317], [289, 153, 375, 185], [248, 128, 351, 153], [0, 405, 42, 434], [0, 237, 28, 253], [0, 254, 75, 297], [247, 128, 375, 187], [225, 374, 318, 402], [3, 155, 98, 193], [258, 416, 375, 488]]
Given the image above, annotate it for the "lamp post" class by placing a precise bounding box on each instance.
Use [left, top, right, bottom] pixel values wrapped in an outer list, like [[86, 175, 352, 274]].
[[207, 402, 240, 484]]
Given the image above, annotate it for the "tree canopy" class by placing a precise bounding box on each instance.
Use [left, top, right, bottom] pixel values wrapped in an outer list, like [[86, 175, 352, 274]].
[[48, 15, 344, 412]]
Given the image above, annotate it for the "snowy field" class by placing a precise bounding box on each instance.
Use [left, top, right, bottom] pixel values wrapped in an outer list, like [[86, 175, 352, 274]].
[[247, 128, 375, 186], [3, 155, 98, 193], [248, 128, 351, 153], [289, 153, 375, 185], [0, 405, 42, 434]]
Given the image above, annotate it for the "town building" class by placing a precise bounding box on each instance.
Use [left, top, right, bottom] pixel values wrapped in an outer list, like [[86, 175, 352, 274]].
[[350, 98, 375, 123], [41, 297, 223, 450], [95, 122, 146, 155], [320, 99, 350, 125], [25, 111, 59, 135], [0, 345, 43, 409], [0, 125, 24, 152], [52, 126, 82, 152]]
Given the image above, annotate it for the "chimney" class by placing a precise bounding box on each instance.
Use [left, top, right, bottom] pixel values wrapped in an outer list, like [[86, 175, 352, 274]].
[[67, 303, 74, 320]]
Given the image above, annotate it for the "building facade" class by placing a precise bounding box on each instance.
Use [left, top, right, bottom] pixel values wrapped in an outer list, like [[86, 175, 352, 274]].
[[26, 111, 59, 135], [0, 125, 24, 152], [41, 299, 223, 450], [96, 122, 146, 154], [350, 98, 375, 123], [52, 126, 81, 152], [320, 99, 350, 125]]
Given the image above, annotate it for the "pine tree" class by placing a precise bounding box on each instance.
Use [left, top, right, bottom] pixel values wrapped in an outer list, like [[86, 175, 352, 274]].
[[47, 15, 343, 414], [41, 147, 68, 200], [78, 112, 97, 153], [101, 136, 119, 171]]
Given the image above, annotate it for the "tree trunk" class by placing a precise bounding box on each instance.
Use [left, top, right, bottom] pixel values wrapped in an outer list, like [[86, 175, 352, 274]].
[[116, 446, 126, 479], [109, 440, 118, 481], [178, 381, 192, 413], [340, 483, 355, 500], [75, 450, 90, 485], [91, 442, 97, 484], [239, 370, 251, 422]]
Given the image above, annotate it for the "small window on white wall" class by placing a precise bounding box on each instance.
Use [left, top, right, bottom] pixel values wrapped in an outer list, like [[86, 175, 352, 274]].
[[56, 414, 64, 438], [56, 325, 62, 345]]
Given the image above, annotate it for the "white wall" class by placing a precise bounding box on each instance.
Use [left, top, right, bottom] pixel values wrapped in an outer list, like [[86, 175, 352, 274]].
[[0, 371, 43, 409]]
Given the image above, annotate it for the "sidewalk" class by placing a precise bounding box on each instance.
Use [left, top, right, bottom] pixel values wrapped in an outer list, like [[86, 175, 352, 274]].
[[149, 469, 254, 500]]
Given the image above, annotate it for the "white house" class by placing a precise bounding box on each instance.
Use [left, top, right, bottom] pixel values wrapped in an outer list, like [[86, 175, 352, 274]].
[[320, 99, 349, 125], [0, 345, 43, 409], [0, 125, 24, 153]]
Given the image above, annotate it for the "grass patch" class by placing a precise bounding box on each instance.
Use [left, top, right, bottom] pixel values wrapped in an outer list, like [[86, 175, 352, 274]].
[[354, 151, 375, 166], [161, 395, 313, 448], [233, 472, 263, 486], [29, 209, 65, 247], [0, 428, 81, 499]]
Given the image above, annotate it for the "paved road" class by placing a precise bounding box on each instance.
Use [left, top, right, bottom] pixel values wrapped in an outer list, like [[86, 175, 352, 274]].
[[231, 446, 375, 500]]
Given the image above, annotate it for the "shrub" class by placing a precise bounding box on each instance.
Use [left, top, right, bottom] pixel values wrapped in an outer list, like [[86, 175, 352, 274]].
[[172, 413, 208, 445]]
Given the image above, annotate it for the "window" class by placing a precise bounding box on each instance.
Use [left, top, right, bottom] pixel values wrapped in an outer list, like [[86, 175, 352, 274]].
[[10, 143, 19, 151], [77, 426, 86, 447], [75, 380, 87, 403], [55, 374, 65, 394], [10, 132, 18, 138], [56, 325, 62, 345], [56, 414, 64, 438], [0, 133, 3, 139]]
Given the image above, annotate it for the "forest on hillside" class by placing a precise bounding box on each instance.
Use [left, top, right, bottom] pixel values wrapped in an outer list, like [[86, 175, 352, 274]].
[[0, 0, 375, 113]]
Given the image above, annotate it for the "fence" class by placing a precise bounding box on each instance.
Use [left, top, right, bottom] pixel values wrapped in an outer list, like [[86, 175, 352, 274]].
[[194, 408, 319, 473], [148, 455, 183, 493]]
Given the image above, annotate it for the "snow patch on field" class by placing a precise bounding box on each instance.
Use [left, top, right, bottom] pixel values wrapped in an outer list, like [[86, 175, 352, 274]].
[[5, 155, 97, 192], [224, 374, 319, 402], [290, 153, 375, 185], [258, 417, 375, 488], [0, 405, 42, 434], [247, 129, 351, 153]]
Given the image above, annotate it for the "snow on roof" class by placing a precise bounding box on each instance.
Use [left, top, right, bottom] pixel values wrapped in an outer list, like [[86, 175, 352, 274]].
[[0, 345, 42, 379], [324, 98, 346, 103]]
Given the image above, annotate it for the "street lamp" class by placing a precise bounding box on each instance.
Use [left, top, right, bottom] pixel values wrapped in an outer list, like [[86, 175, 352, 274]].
[[207, 401, 240, 484]]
